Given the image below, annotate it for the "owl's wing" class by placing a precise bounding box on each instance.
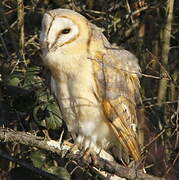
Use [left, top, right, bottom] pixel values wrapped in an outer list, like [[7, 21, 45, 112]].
[[91, 45, 142, 161]]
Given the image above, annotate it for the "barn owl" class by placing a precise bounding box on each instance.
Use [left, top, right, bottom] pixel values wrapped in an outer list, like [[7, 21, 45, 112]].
[[40, 8, 143, 163]]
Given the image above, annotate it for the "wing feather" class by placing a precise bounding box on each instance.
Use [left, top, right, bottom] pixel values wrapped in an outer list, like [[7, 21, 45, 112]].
[[89, 28, 142, 161]]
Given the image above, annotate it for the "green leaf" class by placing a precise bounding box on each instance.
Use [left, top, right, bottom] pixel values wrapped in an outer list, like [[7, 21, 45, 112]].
[[33, 102, 62, 129], [35, 88, 49, 102], [7, 77, 21, 86], [45, 103, 62, 130], [22, 65, 42, 89], [30, 150, 46, 168], [44, 166, 70, 180], [33, 104, 47, 128], [6, 72, 23, 87]]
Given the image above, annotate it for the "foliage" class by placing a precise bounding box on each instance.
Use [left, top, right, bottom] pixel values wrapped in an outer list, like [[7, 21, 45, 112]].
[[0, 0, 178, 179]]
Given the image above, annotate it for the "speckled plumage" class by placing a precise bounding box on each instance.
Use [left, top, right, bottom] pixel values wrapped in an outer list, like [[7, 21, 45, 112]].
[[40, 8, 143, 163]]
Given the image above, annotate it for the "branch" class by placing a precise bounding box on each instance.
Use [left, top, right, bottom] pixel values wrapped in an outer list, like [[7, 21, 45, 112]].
[[0, 127, 165, 180], [17, 0, 26, 68], [157, 0, 175, 104]]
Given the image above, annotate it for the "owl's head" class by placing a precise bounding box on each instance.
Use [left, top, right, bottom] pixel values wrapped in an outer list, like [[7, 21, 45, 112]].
[[40, 9, 90, 53]]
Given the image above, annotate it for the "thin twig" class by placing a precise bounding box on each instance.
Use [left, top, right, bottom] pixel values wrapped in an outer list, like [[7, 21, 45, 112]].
[[143, 129, 166, 150], [144, 100, 178, 108]]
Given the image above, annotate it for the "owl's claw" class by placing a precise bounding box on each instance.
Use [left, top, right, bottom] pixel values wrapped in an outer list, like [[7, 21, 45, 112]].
[[61, 141, 97, 164], [80, 148, 98, 165], [61, 141, 80, 158]]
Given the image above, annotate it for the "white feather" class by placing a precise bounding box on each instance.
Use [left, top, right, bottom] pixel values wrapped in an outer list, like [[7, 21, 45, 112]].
[[48, 17, 79, 48]]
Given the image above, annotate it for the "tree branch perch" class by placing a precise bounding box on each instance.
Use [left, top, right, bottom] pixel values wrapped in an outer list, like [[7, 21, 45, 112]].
[[0, 127, 165, 180]]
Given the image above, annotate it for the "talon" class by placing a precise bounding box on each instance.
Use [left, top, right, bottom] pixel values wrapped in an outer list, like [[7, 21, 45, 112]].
[[68, 144, 79, 157], [69, 143, 80, 154], [82, 148, 91, 160], [82, 148, 97, 164], [61, 141, 81, 158]]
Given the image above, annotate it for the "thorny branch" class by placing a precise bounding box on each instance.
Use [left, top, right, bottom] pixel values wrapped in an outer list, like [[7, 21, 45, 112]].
[[0, 127, 165, 180]]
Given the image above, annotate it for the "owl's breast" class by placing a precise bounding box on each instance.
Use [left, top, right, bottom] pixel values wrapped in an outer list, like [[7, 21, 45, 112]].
[[55, 64, 100, 116], [52, 64, 112, 150]]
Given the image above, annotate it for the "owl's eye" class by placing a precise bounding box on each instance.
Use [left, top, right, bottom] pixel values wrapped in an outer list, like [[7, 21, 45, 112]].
[[61, 28, 71, 34]]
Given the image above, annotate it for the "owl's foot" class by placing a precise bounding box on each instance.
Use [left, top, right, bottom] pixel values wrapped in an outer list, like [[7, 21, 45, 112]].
[[69, 143, 80, 154], [61, 141, 80, 157], [81, 148, 98, 164], [61, 141, 97, 165]]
